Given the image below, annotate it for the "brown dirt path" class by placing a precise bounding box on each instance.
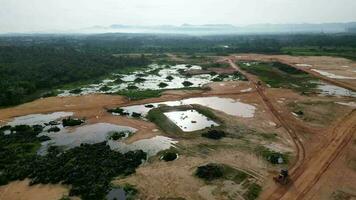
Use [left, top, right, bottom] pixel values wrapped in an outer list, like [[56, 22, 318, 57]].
[[228, 56, 356, 200]]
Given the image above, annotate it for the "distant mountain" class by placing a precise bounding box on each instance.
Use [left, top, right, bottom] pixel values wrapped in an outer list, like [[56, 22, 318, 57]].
[[82, 22, 356, 34]]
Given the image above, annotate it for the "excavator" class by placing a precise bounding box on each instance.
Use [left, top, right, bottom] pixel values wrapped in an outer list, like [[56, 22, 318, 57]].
[[273, 169, 289, 185]]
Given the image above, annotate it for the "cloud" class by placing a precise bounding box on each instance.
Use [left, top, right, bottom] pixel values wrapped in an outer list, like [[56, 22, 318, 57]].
[[0, 0, 355, 32]]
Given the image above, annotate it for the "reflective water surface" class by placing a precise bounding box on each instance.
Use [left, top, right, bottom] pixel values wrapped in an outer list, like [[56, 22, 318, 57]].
[[164, 110, 219, 132]]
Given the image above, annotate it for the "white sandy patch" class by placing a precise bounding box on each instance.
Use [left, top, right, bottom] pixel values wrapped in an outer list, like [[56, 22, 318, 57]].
[[296, 64, 312, 67], [240, 88, 252, 92], [311, 69, 356, 79], [336, 102, 356, 107]]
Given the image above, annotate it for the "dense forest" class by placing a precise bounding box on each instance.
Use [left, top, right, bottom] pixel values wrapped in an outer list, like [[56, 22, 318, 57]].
[[0, 33, 355, 107], [0, 125, 146, 200], [0, 46, 150, 106]]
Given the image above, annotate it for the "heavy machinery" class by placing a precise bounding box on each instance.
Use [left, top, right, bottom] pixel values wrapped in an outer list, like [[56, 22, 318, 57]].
[[273, 169, 289, 185]]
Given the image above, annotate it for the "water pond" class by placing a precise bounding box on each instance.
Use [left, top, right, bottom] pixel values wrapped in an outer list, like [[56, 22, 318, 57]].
[[163, 110, 219, 132], [58, 64, 242, 96], [119, 97, 256, 118]]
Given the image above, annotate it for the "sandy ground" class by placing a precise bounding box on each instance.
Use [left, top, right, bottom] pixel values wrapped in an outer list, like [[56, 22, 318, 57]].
[[232, 54, 356, 91], [228, 54, 356, 200], [1, 54, 355, 200], [0, 180, 69, 200]]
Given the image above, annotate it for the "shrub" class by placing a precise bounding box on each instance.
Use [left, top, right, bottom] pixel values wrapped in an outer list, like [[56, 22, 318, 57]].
[[255, 146, 288, 164], [158, 82, 168, 88], [195, 163, 223, 181], [69, 88, 82, 94], [116, 90, 162, 100], [114, 78, 125, 83], [182, 81, 193, 87], [47, 126, 60, 133], [131, 112, 142, 118], [244, 183, 262, 200], [166, 75, 174, 81], [62, 117, 84, 127], [127, 85, 139, 90], [110, 131, 129, 140], [134, 77, 145, 83], [202, 130, 226, 140], [99, 85, 111, 92], [161, 152, 178, 162]]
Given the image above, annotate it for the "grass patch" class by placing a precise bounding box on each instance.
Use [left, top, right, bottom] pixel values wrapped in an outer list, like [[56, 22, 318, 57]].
[[201, 130, 226, 140], [255, 146, 289, 165], [244, 183, 262, 200], [147, 104, 222, 135], [116, 89, 162, 100], [238, 61, 318, 94], [195, 163, 224, 181], [281, 46, 356, 61], [62, 117, 84, 127]]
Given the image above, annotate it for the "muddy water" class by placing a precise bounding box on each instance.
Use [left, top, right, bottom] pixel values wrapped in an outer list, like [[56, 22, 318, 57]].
[[121, 97, 256, 118], [38, 123, 136, 155], [108, 136, 178, 157], [164, 110, 219, 132], [7, 112, 73, 126], [317, 83, 356, 97], [58, 64, 241, 96], [106, 188, 126, 200]]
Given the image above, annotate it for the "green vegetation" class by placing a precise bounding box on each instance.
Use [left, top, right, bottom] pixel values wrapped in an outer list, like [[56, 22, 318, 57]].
[[62, 117, 84, 127], [239, 61, 318, 93], [99, 85, 111, 92], [282, 46, 356, 61], [201, 130, 226, 140], [161, 150, 178, 162], [127, 85, 139, 90], [47, 126, 60, 133], [131, 112, 142, 118], [166, 75, 174, 81], [147, 107, 183, 134], [195, 163, 224, 181], [201, 62, 230, 70], [69, 88, 82, 94], [255, 146, 289, 165], [109, 131, 130, 140], [0, 125, 146, 200], [147, 105, 221, 135], [244, 183, 262, 200], [233, 170, 249, 184], [0, 46, 150, 107], [116, 89, 162, 100], [134, 77, 146, 83], [182, 81, 193, 87], [122, 184, 139, 200], [158, 82, 169, 88]]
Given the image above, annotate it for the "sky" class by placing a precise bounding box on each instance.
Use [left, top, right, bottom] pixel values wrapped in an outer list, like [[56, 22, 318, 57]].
[[1, 0, 356, 33]]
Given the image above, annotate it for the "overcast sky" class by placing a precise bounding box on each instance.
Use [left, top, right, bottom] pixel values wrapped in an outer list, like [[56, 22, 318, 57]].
[[1, 0, 356, 33]]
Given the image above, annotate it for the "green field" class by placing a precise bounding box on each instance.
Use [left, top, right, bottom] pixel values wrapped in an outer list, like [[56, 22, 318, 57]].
[[238, 61, 319, 94]]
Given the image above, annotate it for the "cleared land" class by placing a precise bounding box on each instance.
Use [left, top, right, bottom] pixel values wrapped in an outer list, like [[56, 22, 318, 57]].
[[1, 54, 356, 200]]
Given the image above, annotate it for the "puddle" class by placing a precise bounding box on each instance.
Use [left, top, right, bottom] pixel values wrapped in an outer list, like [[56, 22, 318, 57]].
[[336, 102, 356, 107], [296, 64, 312, 67], [317, 83, 356, 97], [7, 112, 73, 126], [106, 188, 126, 200], [108, 136, 178, 157], [311, 69, 356, 80], [120, 97, 256, 118], [38, 123, 136, 155], [240, 88, 252, 92], [164, 110, 219, 132], [58, 64, 242, 96]]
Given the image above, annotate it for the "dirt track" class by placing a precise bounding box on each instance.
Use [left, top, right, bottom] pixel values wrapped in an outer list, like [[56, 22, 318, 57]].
[[228, 56, 356, 200]]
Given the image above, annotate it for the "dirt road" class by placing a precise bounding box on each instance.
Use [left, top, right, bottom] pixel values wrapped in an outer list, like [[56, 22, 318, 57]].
[[228, 57, 356, 200], [227, 58, 306, 174]]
